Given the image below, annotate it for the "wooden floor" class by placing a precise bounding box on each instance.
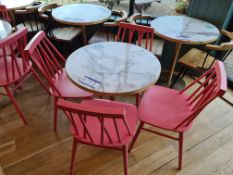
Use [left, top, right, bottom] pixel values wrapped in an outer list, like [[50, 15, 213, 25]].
[[0, 74, 233, 175], [0, 34, 233, 174]]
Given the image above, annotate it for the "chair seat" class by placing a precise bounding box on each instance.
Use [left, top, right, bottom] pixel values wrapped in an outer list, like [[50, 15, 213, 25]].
[[50, 27, 81, 42], [137, 39, 164, 57], [71, 98, 138, 146], [50, 68, 92, 98], [0, 57, 32, 86], [17, 21, 42, 32], [178, 48, 215, 70], [139, 86, 193, 132]]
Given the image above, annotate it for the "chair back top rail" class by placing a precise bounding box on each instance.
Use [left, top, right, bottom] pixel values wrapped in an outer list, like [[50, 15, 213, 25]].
[[57, 99, 132, 146], [24, 31, 65, 95]]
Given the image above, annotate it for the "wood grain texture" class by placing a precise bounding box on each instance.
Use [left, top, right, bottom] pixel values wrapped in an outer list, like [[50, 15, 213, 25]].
[[0, 62, 233, 174]]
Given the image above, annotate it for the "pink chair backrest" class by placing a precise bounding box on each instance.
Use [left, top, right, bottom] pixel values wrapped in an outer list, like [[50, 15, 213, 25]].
[[0, 5, 11, 22], [57, 99, 133, 146], [115, 22, 154, 51], [176, 61, 227, 129], [0, 27, 28, 86], [24, 31, 66, 96]]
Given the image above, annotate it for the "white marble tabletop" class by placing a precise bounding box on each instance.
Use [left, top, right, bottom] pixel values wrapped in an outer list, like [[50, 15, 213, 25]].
[[0, 0, 34, 10], [151, 16, 220, 45], [52, 4, 111, 26], [65, 42, 161, 96], [0, 20, 12, 39]]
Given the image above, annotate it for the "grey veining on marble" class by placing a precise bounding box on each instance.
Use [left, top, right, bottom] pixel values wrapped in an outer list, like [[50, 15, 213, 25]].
[[66, 42, 161, 95], [151, 16, 220, 44], [0, 20, 12, 39], [52, 4, 111, 26], [1, 0, 34, 10]]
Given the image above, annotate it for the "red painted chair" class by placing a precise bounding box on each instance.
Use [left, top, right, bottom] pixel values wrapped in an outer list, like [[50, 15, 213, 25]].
[[0, 27, 46, 125], [24, 31, 93, 130], [115, 22, 158, 106], [115, 22, 155, 53], [0, 5, 11, 22], [56, 98, 138, 175], [129, 61, 227, 170]]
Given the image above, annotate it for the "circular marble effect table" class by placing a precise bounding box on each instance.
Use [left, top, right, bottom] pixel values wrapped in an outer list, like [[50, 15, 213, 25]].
[[0, 0, 34, 10], [1, 0, 34, 26], [151, 16, 220, 85], [0, 20, 12, 39], [52, 4, 111, 45], [66, 42, 161, 96]]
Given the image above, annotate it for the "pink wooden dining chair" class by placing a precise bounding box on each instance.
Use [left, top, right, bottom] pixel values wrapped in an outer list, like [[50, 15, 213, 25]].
[[0, 27, 46, 125], [115, 22, 154, 52], [129, 61, 227, 170], [116, 22, 163, 57], [24, 31, 93, 131], [115, 22, 158, 106], [0, 5, 11, 22], [56, 98, 138, 175]]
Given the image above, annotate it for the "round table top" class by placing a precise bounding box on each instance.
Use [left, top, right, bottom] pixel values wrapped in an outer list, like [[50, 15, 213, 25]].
[[65, 42, 161, 96], [1, 0, 34, 10], [0, 20, 12, 39], [52, 4, 111, 26], [151, 16, 220, 45]]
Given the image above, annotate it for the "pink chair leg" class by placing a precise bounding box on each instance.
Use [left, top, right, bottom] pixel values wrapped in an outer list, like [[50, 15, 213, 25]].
[[32, 69, 50, 95], [123, 145, 128, 175], [53, 97, 58, 131], [178, 132, 184, 170], [70, 138, 78, 175], [4, 86, 27, 125], [129, 122, 144, 152]]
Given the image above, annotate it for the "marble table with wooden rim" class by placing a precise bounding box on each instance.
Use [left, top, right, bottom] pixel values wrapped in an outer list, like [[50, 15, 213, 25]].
[[0, 19, 12, 39], [0, 0, 34, 26], [0, 0, 34, 10], [65, 42, 161, 96], [52, 4, 111, 45], [151, 15, 220, 85]]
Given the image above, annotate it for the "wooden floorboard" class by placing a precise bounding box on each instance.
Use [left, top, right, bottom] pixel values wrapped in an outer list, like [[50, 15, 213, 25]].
[[0, 64, 233, 174]]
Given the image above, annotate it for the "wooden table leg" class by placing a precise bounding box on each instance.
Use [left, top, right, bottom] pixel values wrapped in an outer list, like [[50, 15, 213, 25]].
[[167, 42, 182, 86], [81, 25, 87, 45]]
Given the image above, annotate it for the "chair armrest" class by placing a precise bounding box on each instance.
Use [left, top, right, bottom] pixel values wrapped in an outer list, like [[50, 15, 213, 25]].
[[221, 29, 233, 40], [14, 9, 28, 15], [103, 21, 118, 27], [115, 10, 128, 23], [39, 14, 49, 20], [205, 44, 221, 50]]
